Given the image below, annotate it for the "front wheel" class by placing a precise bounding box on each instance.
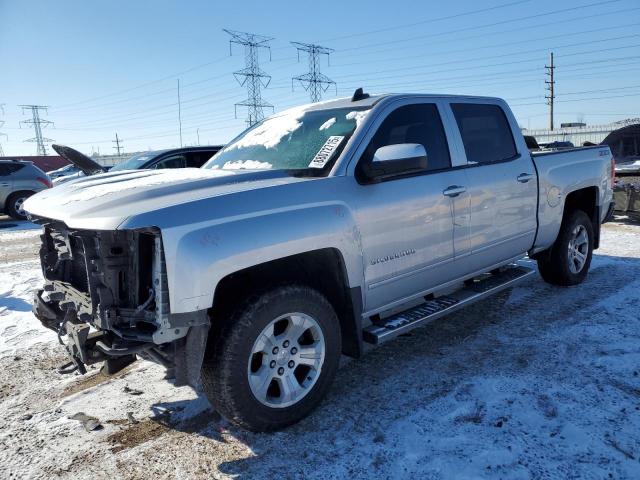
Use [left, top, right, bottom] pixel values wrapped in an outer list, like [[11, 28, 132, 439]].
[[537, 209, 594, 286], [201, 285, 341, 431]]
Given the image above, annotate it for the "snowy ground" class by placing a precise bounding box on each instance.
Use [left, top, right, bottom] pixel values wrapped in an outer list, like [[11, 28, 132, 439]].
[[1, 214, 640, 479]]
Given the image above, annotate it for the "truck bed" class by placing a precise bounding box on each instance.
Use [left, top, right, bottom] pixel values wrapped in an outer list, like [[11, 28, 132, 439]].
[[532, 145, 613, 254]]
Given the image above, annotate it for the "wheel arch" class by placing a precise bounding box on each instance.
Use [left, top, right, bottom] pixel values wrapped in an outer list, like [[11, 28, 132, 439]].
[[562, 186, 600, 249], [210, 248, 364, 358]]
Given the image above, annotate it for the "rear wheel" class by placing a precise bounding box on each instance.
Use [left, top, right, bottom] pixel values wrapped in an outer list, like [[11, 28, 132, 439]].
[[537, 209, 594, 286], [201, 285, 341, 432], [6, 191, 33, 220]]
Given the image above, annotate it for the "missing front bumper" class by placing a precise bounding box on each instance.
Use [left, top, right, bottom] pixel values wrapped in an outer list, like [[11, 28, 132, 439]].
[[33, 289, 210, 386]]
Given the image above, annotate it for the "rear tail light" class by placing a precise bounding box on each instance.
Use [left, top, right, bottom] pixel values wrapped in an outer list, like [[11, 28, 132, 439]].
[[611, 157, 616, 183], [36, 176, 52, 188]]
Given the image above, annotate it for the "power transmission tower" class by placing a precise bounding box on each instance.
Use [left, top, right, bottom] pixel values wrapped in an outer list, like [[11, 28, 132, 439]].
[[0, 104, 6, 156], [19, 105, 54, 155], [545, 52, 555, 131], [291, 42, 336, 103], [113, 133, 123, 156], [224, 29, 274, 126]]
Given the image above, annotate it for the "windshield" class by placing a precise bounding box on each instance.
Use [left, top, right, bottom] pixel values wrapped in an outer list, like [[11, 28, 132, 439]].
[[110, 151, 158, 171], [203, 106, 370, 174]]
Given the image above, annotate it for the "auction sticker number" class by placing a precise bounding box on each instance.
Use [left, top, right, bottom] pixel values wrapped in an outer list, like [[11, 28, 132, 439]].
[[309, 136, 344, 169]]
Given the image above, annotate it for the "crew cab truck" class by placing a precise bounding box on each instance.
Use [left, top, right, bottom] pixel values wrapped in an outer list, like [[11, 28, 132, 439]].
[[26, 90, 615, 431]]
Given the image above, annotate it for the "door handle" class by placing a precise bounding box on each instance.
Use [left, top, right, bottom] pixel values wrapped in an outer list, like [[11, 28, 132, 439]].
[[517, 173, 534, 183], [443, 185, 466, 197]]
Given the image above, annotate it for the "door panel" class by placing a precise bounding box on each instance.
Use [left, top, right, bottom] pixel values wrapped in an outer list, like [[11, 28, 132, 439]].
[[464, 157, 537, 267], [449, 102, 537, 270], [355, 170, 467, 312], [0, 164, 13, 210], [349, 101, 470, 313]]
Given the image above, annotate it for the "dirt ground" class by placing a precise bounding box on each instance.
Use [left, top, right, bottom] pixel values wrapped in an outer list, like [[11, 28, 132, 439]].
[[1, 215, 640, 479]]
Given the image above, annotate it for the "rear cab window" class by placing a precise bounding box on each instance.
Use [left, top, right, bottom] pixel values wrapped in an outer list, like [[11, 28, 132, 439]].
[[451, 103, 518, 165]]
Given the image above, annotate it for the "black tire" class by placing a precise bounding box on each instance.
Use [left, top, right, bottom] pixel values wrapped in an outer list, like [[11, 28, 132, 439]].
[[6, 191, 34, 220], [537, 209, 594, 286], [201, 285, 341, 432]]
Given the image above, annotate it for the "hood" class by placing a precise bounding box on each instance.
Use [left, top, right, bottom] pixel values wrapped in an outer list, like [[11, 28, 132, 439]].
[[23, 168, 312, 230], [52, 144, 106, 175]]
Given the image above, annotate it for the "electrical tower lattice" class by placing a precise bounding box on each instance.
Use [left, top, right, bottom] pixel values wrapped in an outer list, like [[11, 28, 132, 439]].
[[224, 29, 274, 126], [545, 52, 556, 131], [291, 42, 336, 103], [20, 105, 54, 155]]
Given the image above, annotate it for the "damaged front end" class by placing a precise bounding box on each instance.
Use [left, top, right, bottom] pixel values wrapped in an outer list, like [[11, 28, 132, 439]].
[[31, 220, 209, 387]]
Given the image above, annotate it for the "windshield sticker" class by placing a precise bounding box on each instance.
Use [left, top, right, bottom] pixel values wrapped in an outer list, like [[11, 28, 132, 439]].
[[309, 136, 344, 169], [319, 117, 336, 131]]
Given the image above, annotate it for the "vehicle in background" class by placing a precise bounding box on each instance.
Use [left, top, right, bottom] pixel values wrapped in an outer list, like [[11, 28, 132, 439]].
[[47, 163, 81, 179], [538, 140, 575, 151], [615, 159, 640, 176], [52, 145, 224, 186], [523, 135, 540, 151], [27, 91, 614, 431], [0, 160, 51, 220]]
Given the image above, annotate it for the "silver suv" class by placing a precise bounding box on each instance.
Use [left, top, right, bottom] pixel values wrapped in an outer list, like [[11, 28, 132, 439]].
[[0, 160, 51, 220]]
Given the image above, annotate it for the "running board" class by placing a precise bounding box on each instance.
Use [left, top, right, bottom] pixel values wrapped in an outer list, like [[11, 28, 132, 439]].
[[362, 264, 535, 345]]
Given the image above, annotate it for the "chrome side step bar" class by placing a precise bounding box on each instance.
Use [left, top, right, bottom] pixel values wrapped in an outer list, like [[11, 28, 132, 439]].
[[362, 264, 536, 345]]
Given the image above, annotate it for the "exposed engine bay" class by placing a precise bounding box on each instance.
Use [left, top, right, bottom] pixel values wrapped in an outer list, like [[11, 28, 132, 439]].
[[31, 220, 209, 386]]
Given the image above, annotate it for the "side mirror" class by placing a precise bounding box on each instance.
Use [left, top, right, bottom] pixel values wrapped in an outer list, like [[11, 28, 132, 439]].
[[363, 143, 428, 181]]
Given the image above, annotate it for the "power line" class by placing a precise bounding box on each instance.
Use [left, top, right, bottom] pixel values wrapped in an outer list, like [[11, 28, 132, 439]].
[[113, 133, 123, 155], [291, 42, 336, 103], [331, 5, 640, 63], [332, 33, 640, 81], [545, 52, 556, 130], [54, 55, 233, 109], [19, 105, 54, 155], [321, 0, 533, 42], [224, 29, 274, 126], [335, 0, 623, 54]]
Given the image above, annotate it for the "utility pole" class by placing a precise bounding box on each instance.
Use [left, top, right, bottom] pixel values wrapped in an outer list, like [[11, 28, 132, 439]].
[[19, 105, 54, 155], [291, 42, 336, 103], [224, 29, 274, 126], [113, 133, 123, 156], [0, 104, 6, 156], [545, 52, 555, 131], [177, 79, 183, 147]]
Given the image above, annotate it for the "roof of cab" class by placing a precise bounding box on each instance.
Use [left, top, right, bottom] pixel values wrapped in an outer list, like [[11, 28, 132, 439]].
[[302, 91, 504, 112]]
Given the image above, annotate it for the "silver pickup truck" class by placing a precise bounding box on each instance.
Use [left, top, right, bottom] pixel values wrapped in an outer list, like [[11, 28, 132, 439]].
[[25, 91, 615, 431]]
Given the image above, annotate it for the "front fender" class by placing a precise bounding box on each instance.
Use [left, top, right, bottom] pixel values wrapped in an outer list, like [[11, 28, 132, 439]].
[[162, 202, 363, 314]]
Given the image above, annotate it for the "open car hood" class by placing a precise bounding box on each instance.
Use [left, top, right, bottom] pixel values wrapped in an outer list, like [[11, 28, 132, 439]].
[[52, 144, 106, 176]]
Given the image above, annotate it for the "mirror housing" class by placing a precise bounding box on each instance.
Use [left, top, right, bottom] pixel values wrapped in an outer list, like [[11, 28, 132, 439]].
[[362, 143, 428, 182]]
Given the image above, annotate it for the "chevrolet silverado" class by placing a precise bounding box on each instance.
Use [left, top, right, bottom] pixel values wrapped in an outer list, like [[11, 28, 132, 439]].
[[25, 90, 615, 431]]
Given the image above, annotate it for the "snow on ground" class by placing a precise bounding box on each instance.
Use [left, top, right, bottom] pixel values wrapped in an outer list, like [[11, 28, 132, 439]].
[[1, 215, 640, 479]]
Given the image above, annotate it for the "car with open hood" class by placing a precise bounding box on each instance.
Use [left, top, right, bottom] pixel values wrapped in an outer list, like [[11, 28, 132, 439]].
[[52, 144, 223, 185]]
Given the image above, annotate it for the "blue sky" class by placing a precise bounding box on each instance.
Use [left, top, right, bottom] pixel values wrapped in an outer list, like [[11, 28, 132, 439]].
[[1, 0, 639, 156]]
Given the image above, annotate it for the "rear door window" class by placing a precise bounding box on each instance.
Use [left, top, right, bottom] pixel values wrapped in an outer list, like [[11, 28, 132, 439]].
[[0, 163, 24, 176], [186, 151, 218, 168], [154, 155, 186, 169], [6, 164, 25, 175], [451, 103, 517, 164]]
